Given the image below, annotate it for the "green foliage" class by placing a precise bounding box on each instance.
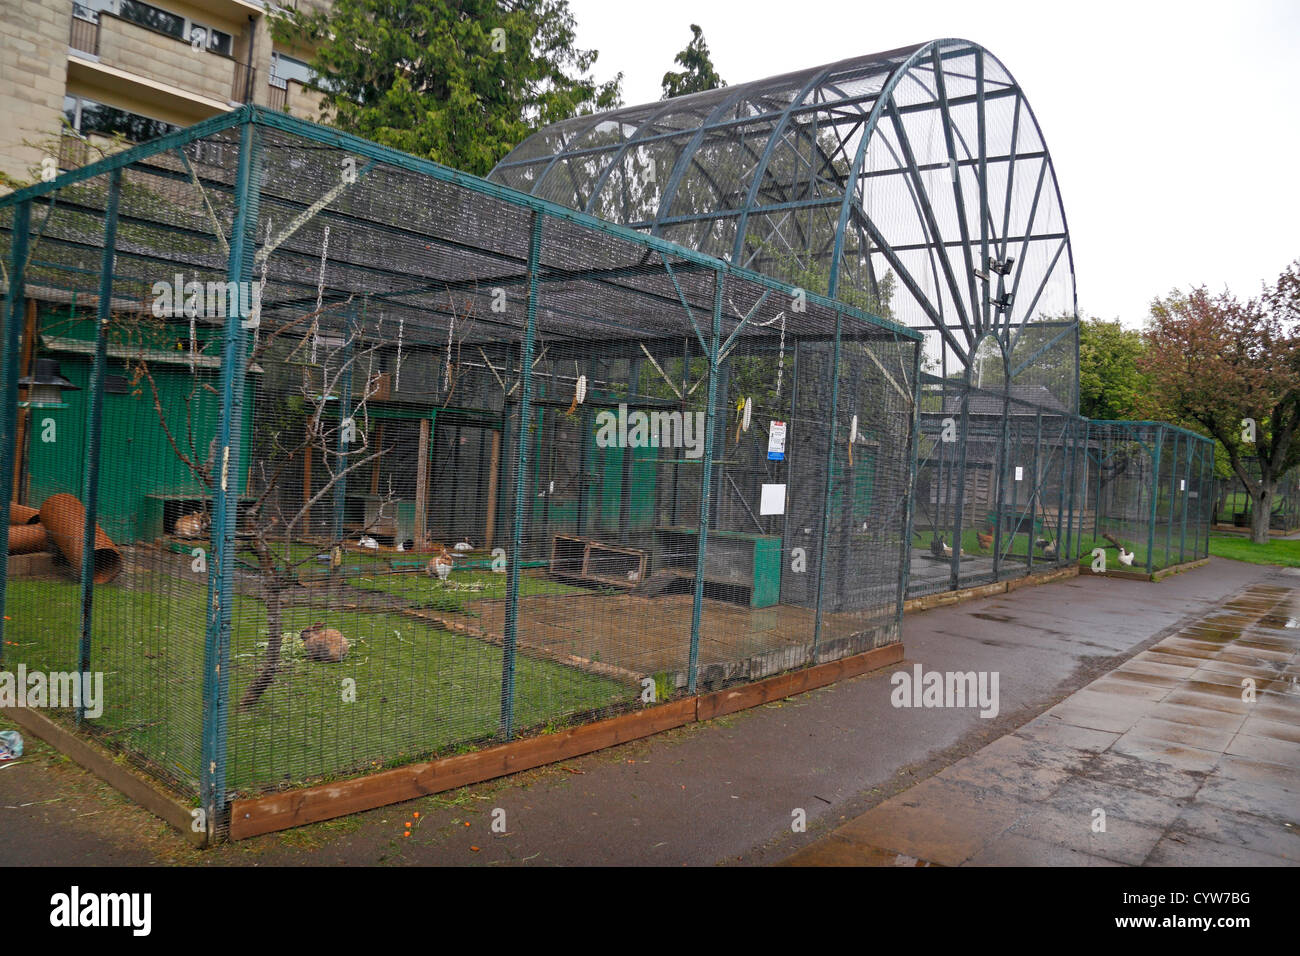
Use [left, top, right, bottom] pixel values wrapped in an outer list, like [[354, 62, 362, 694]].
[[271, 0, 622, 176], [661, 24, 725, 99], [1078, 317, 1149, 420]]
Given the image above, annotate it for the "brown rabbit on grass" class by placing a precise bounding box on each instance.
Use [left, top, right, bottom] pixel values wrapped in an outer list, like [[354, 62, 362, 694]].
[[300, 622, 349, 662]]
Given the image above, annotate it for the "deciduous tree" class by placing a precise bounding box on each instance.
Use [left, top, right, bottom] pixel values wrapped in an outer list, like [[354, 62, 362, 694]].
[[1140, 261, 1300, 544]]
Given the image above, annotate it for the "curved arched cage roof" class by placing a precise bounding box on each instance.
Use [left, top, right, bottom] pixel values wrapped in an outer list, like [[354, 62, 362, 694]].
[[490, 38, 1077, 410]]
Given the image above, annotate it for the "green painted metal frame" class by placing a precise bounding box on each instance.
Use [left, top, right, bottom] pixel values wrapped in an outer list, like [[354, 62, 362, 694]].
[[812, 307, 844, 657], [0, 200, 31, 666], [500, 211, 544, 739], [76, 167, 121, 725], [687, 272, 725, 693], [200, 119, 261, 835]]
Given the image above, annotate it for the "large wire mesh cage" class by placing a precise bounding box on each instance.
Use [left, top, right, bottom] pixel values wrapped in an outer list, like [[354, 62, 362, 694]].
[[0, 107, 921, 838], [1077, 421, 1215, 574], [1213, 458, 1300, 533], [909, 375, 1085, 598]]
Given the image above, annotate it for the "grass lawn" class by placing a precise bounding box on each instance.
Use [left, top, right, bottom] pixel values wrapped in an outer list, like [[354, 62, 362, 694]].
[[349, 565, 594, 614], [1207, 533, 1300, 567], [3, 575, 630, 797]]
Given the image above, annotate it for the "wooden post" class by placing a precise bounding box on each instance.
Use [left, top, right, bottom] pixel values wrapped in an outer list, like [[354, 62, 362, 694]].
[[415, 416, 431, 550], [484, 429, 501, 550]]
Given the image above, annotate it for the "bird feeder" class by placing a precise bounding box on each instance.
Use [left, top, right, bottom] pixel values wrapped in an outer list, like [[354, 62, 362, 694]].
[[18, 357, 80, 409]]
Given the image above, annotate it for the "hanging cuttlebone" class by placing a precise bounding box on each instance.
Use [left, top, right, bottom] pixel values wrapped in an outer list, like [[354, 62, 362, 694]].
[[848, 413, 859, 467], [733, 396, 753, 444], [566, 368, 587, 415]]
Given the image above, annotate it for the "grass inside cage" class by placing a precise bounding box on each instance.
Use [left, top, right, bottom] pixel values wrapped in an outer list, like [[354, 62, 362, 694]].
[[3, 577, 631, 795]]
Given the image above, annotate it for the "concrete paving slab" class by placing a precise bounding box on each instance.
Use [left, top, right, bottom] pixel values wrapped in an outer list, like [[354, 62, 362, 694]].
[[1168, 803, 1300, 862], [786, 574, 1299, 867], [1145, 831, 1291, 866]]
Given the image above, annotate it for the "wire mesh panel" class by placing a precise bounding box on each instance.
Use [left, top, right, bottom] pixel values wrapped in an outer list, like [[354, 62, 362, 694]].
[[0, 109, 923, 839], [1077, 422, 1214, 574], [907, 374, 1080, 599]]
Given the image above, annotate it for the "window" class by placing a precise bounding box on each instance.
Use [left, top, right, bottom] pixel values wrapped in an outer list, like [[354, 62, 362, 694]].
[[63, 94, 179, 143], [270, 52, 314, 88], [119, 0, 184, 39], [207, 28, 232, 57], [115, 1, 233, 57]]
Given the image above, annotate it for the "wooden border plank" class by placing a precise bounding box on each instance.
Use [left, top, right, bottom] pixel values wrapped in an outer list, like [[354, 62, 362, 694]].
[[230, 641, 906, 841], [697, 642, 903, 721], [230, 697, 696, 840], [3, 706, 204, 847]]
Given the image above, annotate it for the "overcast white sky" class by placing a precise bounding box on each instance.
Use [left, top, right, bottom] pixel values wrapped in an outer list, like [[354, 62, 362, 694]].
[[564, 0, 1300, 327]]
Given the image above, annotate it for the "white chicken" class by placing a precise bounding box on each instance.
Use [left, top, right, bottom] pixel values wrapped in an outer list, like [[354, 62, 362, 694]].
[[358, 535, 379, 550], [453, 539, 473, 553], [428, 548, 454, 581], [1118, 546, 1135, 567]]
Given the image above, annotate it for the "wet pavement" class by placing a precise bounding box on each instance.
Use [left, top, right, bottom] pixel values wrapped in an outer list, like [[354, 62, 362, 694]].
[[785, 579, 1300, 866], [2, 557, 1296, 865]]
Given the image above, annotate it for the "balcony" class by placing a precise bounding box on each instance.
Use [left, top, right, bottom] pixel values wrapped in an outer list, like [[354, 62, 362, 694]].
[[67, 9, 238, 111], [69, 8, 99, 56]]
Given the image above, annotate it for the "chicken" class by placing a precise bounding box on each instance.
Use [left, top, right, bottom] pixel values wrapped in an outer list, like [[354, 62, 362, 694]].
[[427, 548, 454, 581], [626, 568, 641, 584], [453, 539, 473, 553], [1118, 546, 1135, 567], [976, 529, 994, 551], [1035, 537, 1058, 560], [300, 623, 349, 663], [358, 535, 379, 550]]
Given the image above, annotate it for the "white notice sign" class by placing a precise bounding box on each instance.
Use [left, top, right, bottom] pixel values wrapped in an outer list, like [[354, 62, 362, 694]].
[[768, 420, 787, 461], [760, 483, 786, 515]]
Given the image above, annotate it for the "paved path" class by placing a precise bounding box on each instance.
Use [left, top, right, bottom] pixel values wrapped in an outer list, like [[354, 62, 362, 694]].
[[785, 577, 1300, 866], [1, 558, 1294, 865]]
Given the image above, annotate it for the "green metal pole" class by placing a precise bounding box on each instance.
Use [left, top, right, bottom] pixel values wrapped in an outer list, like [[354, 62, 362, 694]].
[[1178, 433, 1192, 564], [1145, 427, 1162, 574], [201, 119, 260, 837], [950, 377, 972, 590], [812, 309, 844, 657], [992, 382, 1011, 579], [897, 338, 923, 618], [687, 270, 723, 694], [1164, 429, 1178, 566], [1027, 408, 1041, 575], [1053, 416, 1068, 566], [0, 200, 31, 667], [501, 210, 543, 739], [77, 167, 121, 725]]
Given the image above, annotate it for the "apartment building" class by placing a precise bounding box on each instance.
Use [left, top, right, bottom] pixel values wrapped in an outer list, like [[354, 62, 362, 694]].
[[0, 0, 332, 188]]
